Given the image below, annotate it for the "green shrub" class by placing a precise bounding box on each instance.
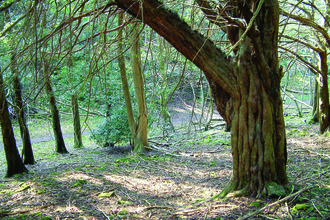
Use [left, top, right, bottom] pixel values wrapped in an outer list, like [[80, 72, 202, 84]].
[[91, 105, 131, 147]]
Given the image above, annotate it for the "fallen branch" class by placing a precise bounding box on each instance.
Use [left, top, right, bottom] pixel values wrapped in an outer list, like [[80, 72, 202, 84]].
[[297, 169, 330, 183], [237, 187, 313, 220], [143, 206, 174, 211], [148, 140, 172, 147], [174, 204, 235, 216], [148, 145, 182, 157], [0, 203, 54, 216]]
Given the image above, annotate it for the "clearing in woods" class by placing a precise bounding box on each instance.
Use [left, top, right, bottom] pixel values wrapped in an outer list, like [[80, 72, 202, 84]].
[[0, 102, 329, 219]]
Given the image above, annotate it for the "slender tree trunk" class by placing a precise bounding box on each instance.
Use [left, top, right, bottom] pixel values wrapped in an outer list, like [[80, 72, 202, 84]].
[[71, 94, 83, 148], [130, 20, 149, 151], [118, 12, 136, 138], [317, 51, 330, 134], [11, 55, 34, 164], [5, 9, 34, 164], [12, 74, 34, 164], [310, 0, 330, 133], [204, 86, 214, 131], [0, 70, 28, 177], [312, 78, 320, 123], [44, 60, 68, 154]]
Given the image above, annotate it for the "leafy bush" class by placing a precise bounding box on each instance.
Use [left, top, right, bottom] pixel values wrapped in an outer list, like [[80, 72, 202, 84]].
[[91, 105, 131, 147]]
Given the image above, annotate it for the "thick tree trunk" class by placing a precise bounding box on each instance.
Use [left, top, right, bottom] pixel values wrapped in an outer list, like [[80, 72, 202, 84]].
[[0, 71, 28, 177], [43, 60, 68, 154], [71, 95, 83, 148], [116, 0, 287, 196], [208, 41, 287, 196], [130, 20, 149, 151]]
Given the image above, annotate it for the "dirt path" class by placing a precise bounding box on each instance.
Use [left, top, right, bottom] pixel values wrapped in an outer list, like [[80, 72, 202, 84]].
[[0, 131, 91, 150]]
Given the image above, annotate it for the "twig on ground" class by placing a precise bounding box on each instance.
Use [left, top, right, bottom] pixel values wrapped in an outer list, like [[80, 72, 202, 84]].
[[174, 204, 235, 216], [296, 169, 330, 183], [185, 147, 222, 154], [285, 202, 293, 220], [148, 145, 182, 157], [93, 205, 112, 220], [0, 203, 54, 216], [143, 206, 173, 211], [237, 187, 313, 220], [311, 199, 324, 219], [292, 147, 330, 159], [148, 140, 172, 147]]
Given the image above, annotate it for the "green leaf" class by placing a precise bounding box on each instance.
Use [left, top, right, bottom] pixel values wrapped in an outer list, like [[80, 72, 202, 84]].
[[71, 179, 87, 188], [98, 191, 116, 198]]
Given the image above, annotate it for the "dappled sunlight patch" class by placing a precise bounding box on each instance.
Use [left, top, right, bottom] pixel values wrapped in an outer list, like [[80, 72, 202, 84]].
[[103, 174, 179, 196], [57, 171, 103, 186], [103, 173, 222, 204], [56, 205, 83, 214]]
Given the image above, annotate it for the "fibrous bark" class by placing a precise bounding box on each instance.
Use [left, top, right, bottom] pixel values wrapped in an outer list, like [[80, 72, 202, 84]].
[[115, 0, 287, 196]]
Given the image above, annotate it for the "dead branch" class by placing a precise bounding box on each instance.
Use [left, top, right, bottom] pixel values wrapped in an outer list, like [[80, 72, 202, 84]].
[[0, 203, 54, 216], [143, 206, 174, 211]]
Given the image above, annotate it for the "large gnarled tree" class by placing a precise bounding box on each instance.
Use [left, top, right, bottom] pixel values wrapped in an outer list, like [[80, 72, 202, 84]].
[[115, 0, 287, 196]]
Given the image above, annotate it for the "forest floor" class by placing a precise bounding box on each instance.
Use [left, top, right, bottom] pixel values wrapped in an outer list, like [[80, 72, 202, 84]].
[[0, 103, 330, 219]]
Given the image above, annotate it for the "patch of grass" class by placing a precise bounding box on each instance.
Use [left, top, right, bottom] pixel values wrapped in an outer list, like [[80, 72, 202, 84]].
[[209, 160, 217, 167], [297, 128, 309, 137], [35, 188, 46, 194], [71, 179, 87, 188], [250, 202, 261, 207], [117, 210, 128, 218]]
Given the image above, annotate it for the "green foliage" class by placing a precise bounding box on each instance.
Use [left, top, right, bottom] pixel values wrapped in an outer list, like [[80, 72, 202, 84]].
[[292, 203, 310, 211], [250, 202, 261, 207], [91, 105, 131, 147], [98, 191, 116, 198], [117, 210, 129, 217], [266, 182, 286, 197], [71, 179, 87, 188]]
